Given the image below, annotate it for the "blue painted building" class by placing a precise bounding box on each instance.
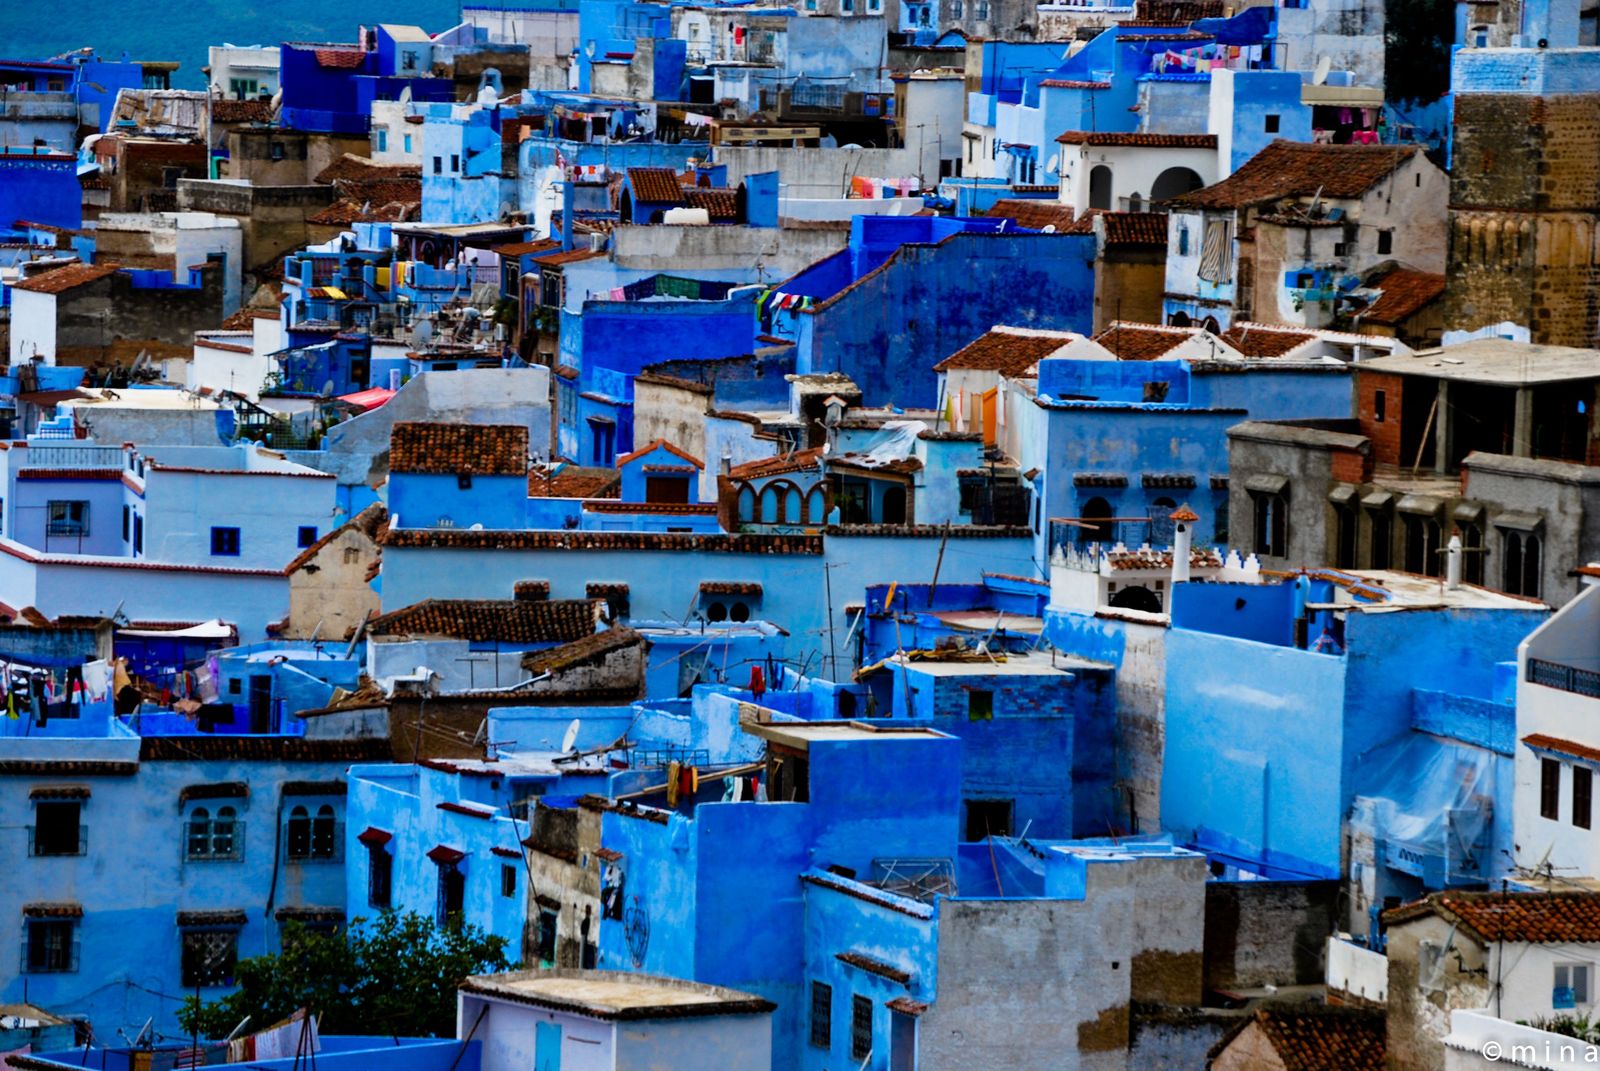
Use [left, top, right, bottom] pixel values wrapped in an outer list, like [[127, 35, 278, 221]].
[[0, 149, 82, 236], [764, 216, 1096, 409], [277, 38, 454, 137], [1161, 570, 1546, 880]]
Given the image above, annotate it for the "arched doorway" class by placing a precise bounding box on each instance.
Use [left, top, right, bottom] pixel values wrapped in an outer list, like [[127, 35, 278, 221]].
[[1089, 165, 1112, 210], [1151, 166, 1204, 202], [1081, 496, 1115, 545]]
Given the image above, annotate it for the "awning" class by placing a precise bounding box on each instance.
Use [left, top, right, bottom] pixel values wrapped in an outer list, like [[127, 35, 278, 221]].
[[1360, 490, 1394, 509], [1245, 474, 1288, 495], [1494, 510, 1543, 531], [1397, 494, 1444, 516], [30, 785, 90, 800], [1328, 485, 1358, 505], [357, 826, 394, 849], [338, 387, 396, 412], [1453, 501, 1486, 522], [427, 844, 467, 866]]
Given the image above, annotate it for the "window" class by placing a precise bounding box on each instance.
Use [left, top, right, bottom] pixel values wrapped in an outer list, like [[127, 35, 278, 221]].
[[181, 928, 238, 987], [1404, 515, 1442, 576], [403, 134, 413, 154], [457, 473, 474, 491], [376, 130, 388, 153], [953, 0, 963, 14], [501, 864, 517, 898], [1501, 530, 1542, 598], [1198, 219, 1233, 283], [186, 806, 240, 860], [1334, 503, 1357, 569], [228, 77, 259, 99], [368, 847, 392, 908], [1542, 758, 1562, 820], [1251, 491, 1287, 558], [1374, 389, 1387, 423], [811, 981, 833, 1048], [1576, 767, 1593, 830], [967, 689, 993, 721], [450, 154, 460, 173], [851, 996, 873, 1061], [122, 505, 130, 542], [46, 501, 88, 536], [841, 0, 854, 11], [1368, 507, 1392, 569], [438, 863, 466, 923], [133, 514, 143, 555], [270, 141, 286, 161], [210, 526, 241, 556], [1460, 522, 1485, 584], [964, 799, 1013, 841], [976, 0, 989, 16], [536, 908, 558, 963], [1177, 225, 1189, 257], [25, 919, 77, 973], [433, 156, 443, 175], [1555, 963, 1593, 1008], [1264, 114, 1280, 133], [32, 801, 83, 856], [1377, 229, 1393, 255], [297, 526, 318, 548], [287, 804, 337, 860]]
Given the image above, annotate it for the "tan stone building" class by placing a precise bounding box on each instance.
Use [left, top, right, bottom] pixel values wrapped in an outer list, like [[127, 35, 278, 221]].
[[283, 502, 387, 640]]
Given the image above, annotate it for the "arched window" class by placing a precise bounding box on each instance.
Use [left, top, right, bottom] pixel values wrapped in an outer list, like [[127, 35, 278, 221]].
[[1168, 311, 1192, 327], [737, 485, 757, 522], [1251, 490, 1287, 557], [805, 487, 826, 525], [287, 805, 311, 859], [1333, 503, 1357, 569], [1108, 585, 1163, 613], [311, 804, 336, 859], [759, 485, 781, 523], [188, 808, 211, 859], [706, 601, 728, 623], [730, 601, 751, 623], [1460, 522, 1484, 585], [1088, 165, 1112, 210], [213, 806, 237, 858], [784, 486, 803, 524], [1127, 192, 1143, 212], [1502, 530, 1542, 598]]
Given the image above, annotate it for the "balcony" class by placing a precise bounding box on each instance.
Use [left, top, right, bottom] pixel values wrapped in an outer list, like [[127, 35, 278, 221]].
[[22, 445, 127, 470], [1527, 657, 1600, 700]]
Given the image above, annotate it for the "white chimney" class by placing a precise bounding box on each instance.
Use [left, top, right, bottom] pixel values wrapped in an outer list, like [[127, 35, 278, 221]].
[[1170, 504, 1198, 585], [1445, 533, 1463, 590]]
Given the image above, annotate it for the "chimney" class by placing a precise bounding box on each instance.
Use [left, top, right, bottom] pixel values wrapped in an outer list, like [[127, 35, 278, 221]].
[[1445, 533, 1463, 590], [720, 454, 732, 476], [514, 580, 550, 602], [1169, 503, 1199, 585]]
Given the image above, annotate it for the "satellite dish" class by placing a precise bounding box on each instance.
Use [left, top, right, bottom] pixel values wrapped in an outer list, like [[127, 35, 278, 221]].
[[1312, 55, 1331, 86], [1042, 224, 1057, 233], [320, 379, 335, 397], [561, 718, 581, 752], [1045, 153, 1059, 175], [398, 85, 413, 105]]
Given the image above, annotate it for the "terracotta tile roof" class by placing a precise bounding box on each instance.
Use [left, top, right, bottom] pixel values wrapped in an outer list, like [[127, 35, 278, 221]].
[[1172, 141, 1419, 211], [308, 196, 418, 226], [582, 500, 717, 515], [13, 262, 120, 294], [529, 465, 619, 499], [23, 902, 83, 918], [634, 371, 714, 396], [700, 581, 762, 596], [211, 99, 273, 124], [1359, 269, 1446, 326], [1216, 1007, 1385, 1071], [314, 49, 367, 70], [367, 597, 604, 644], [492, 240, 562, 257], [1038, 79, 1111, 89], [389, 422, 528, 475], [178, 909, 249, 927], [521, 626, 645, 674], [835, 950, 911, 985], [1094, 322, 1197, 360], [982, 199, 1076, 232], [139, 737, 391, 762], [729, 447, 826, 479], [685, 187, 739, 220], [285, 502, 387, 574], [1220, 323, 1317, 357], [628, 167, 689, 206], [934, 328, 1070, 375], [1057, 131, 1216, 147], [380, 528, 825, 555], [1105, 547, 1221, 570], [1524, 733, 1600, 765], [530, 248, 607, 266], [616, 439, 704, 469], [313, 154, 421, 186], [1384, 889, 1600, 944], [1101, 212, 1169, 246]]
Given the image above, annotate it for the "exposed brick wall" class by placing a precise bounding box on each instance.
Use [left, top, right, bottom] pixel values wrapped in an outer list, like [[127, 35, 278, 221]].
[[1447, 92, 1600, 347], [1330, 447, 1369, 485], [1356, 372, 1404, 466]]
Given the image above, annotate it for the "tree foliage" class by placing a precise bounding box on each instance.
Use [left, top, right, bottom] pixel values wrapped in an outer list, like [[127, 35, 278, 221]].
[[179, 912, 510, 1041], [1384, 0, 1458, 105]]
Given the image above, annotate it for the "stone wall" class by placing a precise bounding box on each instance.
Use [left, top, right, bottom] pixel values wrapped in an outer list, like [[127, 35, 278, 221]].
[[1202, 879, 1340, 990]]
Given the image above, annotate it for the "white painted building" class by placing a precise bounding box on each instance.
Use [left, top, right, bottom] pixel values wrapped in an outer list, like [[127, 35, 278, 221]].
[[458, 969, 775, 1071], [95, 210, 245, 314], [1056, 133, 1217, 215], [207, 44, 281, 101], [1515, 575, 1600, 881]]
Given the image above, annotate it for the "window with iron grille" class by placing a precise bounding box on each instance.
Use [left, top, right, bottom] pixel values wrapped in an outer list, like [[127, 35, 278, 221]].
[[810, 981, 832, 1048], [186, 806, 242, 861], [536, 908, 558, 963], [46, 500, 88, 537], [1576, 766, 1593, 831], [181, 928, 238, 987], [286, 804, 339, 861], [23, 919, 78, 973], [501, 864, 517, 898], [32, 801, 84, 856], [850, 995, 873, 1061], [1542, 758, 1562, 820]]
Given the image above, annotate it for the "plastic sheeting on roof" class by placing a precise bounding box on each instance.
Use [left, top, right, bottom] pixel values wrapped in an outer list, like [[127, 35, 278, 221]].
[[1349, 731, 1498, 887], [1193, 5, 1274, 45], [841, 420, 923, 469], [119, 619, 233, 640]]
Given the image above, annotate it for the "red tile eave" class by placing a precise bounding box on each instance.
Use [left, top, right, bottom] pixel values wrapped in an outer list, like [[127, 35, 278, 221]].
[[437, 801, 495, 820], [1524, 733, 1600, 764]]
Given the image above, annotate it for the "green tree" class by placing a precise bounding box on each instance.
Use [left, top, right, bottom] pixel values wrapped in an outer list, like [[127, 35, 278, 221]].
[[179, 912, 510, 1041]]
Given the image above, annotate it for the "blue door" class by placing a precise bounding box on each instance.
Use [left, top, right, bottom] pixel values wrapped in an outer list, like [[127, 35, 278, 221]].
[[535, 1020, 563, 1071]]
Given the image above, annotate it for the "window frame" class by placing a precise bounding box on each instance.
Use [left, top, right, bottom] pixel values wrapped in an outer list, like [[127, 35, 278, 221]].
[[368, 844, 393, 909], [24, 917, 79, 973], [180, 927, 240, 988], [46, 500, 89, 537], [967, 688, 994, 721], [32, 799, 84, 857], [210, 525, 242, 557], [1542, 757, 1562, 821], [297, 525, 318, 548], [850, 995, 873, 1062], [810, 981, 833, 1049], [1575, 765, 1593, 831]]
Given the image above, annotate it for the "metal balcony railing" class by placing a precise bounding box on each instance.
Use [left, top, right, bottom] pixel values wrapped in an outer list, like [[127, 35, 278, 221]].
[[1527, 658, 1600, 699]]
